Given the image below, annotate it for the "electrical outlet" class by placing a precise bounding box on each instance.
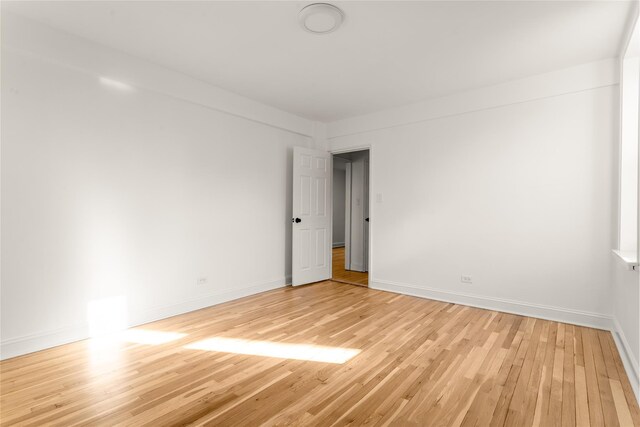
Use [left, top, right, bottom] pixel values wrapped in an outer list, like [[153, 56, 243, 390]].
[[197, 277, 208, 285], [461, 275, 472, 284]]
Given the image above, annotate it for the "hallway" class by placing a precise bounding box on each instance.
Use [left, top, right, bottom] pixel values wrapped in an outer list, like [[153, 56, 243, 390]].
[[332, 246, 368, 286]]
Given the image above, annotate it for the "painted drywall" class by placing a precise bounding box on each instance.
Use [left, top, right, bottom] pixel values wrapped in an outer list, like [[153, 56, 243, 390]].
[[330, 62, 619, 328], [332, 161, 347, 247], [1, 15, 313, 358]]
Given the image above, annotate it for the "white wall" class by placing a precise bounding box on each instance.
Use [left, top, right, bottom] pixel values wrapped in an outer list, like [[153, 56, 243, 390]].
[[332, 161, 346, 247], [330, 60, 619, 329], [1, 14, 314, 358]]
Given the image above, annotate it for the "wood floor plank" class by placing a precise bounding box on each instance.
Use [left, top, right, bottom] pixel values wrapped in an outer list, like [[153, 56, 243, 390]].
[[604, 331, 640, 427], [582, 327, 606, 427], [562, 324, 577, 427], [332, 246, 368, 286], [576, 365, 592, 427], [548, 322, 565, 427], [1, 281, 638, 426], [591, 329, 620, 427], [504, 319, 546, 426]]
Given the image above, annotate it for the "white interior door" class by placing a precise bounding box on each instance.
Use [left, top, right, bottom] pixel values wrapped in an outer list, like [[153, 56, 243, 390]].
[[292, 146, 332, 286]]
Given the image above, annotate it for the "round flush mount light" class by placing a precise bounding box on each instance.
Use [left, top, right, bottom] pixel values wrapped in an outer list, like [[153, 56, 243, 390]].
[[299, 3, 344, 34]]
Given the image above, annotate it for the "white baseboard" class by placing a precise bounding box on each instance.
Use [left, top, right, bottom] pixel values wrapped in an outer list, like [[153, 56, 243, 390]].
[[370, 279, 613, 330], [370, 279, 640, 399], [0, 325, 90, 362], [332, 242, 345, 248], [5, 274, 637, 404], [0, 278, 287, 360], [612, 317, 640, 404]]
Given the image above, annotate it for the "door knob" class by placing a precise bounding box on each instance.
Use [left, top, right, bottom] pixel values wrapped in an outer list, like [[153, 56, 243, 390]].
[[292, 218, 302, 223], [365, 217, 369, 222]]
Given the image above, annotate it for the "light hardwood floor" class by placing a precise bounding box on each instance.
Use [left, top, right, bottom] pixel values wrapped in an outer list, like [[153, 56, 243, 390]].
[[1, 281, 639, 426], [332, 246, 368, 286]]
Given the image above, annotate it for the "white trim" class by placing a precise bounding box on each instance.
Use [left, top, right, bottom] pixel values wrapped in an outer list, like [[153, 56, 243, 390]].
[[331, 145, 374, 281], [368, 147, 374, 282], [332, 145, 373, 155], [370, 279, 613, 330], [612, 317, 640, 404], [327, 59, 619, 139], [363, 159, 370, 271], [613, 249, 639, 270], [345, 162, 352, 270], [371, 278, 640, 403], [0, 278, 287, 360], [2, 12, 315, 137]]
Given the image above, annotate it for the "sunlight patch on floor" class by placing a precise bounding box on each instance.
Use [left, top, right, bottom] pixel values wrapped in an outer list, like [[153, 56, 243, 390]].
[[184, 337, 360, 364], [87, 329, 187, 366]]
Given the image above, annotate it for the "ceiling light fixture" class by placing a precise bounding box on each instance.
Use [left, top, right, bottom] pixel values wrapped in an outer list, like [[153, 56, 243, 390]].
[[299, 3, 344, 35]]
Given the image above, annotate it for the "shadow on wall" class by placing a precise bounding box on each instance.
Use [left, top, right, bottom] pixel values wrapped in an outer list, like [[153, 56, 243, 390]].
[[285, 146, 294, 281]]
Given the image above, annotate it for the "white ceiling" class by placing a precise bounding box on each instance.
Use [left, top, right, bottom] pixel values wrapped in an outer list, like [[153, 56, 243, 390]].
[[4, 1, 635, 122]]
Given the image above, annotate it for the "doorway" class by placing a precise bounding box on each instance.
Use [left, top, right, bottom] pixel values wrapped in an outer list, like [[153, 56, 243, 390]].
[[332, 150, 370, 287]]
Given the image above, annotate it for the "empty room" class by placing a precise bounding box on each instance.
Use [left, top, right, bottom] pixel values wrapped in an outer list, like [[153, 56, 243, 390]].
[[2, 1, 640, 425]]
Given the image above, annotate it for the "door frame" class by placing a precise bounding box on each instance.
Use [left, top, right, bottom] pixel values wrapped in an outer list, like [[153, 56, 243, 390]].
[[330, 145, 373, 282], [345, 161, 352, 270]]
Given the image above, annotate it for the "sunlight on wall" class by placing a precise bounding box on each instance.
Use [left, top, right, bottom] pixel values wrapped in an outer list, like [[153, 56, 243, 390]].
[[184, 337, 360, 364], [87, 295, 128, 337], [99, 76, 134, 91], [121, 329, 186, 345]]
